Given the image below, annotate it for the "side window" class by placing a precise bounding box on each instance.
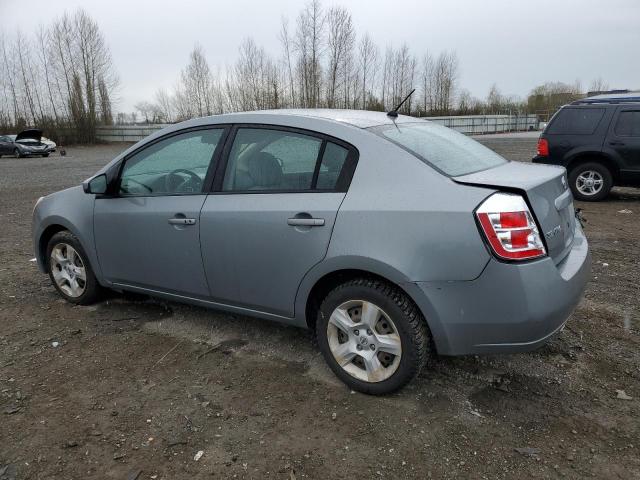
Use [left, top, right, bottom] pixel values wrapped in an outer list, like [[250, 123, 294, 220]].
[[547, 107, 605, 135], [317, 142, 349, 189], [223, 128, 322, 191], [119, 128, 223, 195], [614, 111, 640, 137]]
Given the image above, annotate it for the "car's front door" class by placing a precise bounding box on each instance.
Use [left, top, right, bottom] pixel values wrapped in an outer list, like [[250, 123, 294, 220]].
[[609, 107, 640, 183], [94, 127, 227, 296], [199, 126, 357, 317]]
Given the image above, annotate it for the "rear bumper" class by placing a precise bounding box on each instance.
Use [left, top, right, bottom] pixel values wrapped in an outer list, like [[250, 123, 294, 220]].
[[408, 224, 591, 355]]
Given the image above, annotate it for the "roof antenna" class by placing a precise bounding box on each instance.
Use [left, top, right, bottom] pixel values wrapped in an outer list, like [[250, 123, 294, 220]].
[[387, 89, 415, 118]]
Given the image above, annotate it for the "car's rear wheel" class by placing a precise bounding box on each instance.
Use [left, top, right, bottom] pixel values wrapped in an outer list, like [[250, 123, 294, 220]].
[[46, 231, 102, 305], [316, 278, 431, 395], [569, 162, 613, 201]]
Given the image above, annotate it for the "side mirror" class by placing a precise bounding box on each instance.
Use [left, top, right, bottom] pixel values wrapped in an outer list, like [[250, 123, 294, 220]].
[[83, 174, 108, 194]]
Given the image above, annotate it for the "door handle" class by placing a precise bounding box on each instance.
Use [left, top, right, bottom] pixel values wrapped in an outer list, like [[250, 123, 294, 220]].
[[168, 218, 196, 225], [287, 217, 325, 227]]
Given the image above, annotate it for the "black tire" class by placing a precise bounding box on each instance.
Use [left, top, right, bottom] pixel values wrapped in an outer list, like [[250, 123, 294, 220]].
[[316, 277, 432, 395], [46, 231, 102, 305], [14, 148, 22, 158], [568, 161, 613, 202]]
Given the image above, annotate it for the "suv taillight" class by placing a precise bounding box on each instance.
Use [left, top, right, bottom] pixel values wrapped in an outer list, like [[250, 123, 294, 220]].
[[476, 193, 546, 261], [537, 138, 549, 156]]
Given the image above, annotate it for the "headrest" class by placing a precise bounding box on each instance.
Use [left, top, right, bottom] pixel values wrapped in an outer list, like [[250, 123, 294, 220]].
[[248, 152, 283, 187]]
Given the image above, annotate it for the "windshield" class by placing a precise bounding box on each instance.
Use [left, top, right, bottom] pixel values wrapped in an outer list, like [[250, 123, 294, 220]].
[[369, 122, 507, 176]]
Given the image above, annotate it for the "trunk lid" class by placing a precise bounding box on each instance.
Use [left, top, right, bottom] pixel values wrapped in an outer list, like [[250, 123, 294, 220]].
[[455, 161, 576, 264]]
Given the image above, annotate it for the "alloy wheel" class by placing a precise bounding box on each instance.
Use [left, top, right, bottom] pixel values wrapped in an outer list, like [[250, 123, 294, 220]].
[[326, 300, 402, 383], [50, 243, 87, 298], [576, 170, 604, 196]]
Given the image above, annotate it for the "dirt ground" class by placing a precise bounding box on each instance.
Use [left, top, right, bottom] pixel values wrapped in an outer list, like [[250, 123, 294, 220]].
[[1, 137, 638, 479]]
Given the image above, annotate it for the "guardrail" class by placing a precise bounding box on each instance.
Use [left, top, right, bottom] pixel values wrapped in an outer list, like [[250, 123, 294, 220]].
[[96, 114, 539, 142], [96, 125, 168, 142], [425, 114, 539, 135]]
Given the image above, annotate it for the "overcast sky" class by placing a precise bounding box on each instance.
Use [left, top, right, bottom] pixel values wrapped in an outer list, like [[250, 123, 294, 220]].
[[1, 0, 638, 113]]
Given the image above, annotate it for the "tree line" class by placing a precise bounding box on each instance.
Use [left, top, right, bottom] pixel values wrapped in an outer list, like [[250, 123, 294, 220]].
[[1, 2, 615, 141], [132, 0, 462, 124], [132, 0, 612, 125], [0, 9, 118, 143]]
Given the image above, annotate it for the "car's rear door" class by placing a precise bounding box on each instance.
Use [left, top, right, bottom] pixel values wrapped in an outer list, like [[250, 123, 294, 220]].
[[545, 106, 608, 163], [199, 125, 358, 317], [607, 106, 640, 184], [94, 127, 227, 297]]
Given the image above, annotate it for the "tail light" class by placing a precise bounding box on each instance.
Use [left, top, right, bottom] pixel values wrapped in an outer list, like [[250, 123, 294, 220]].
[[476, 193, 546, 261], [537, 138, 549, 156]]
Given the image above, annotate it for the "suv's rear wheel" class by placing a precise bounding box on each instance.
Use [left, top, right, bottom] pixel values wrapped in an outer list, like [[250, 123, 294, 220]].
[[569, 162, 613, 201], [316, 278, 431, 395]]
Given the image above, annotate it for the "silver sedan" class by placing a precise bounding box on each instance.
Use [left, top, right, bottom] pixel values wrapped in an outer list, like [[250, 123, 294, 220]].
[[32, 110, 591, 394]]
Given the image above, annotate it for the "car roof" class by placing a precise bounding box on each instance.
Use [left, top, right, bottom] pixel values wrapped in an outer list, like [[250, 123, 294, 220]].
[[200, 109, 419, 129], [571, 91, 640, 105]]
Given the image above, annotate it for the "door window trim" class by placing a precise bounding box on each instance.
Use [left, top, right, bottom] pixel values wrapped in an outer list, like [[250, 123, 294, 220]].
[[209, 124, 359, 194], [112, 125, 231, 198]]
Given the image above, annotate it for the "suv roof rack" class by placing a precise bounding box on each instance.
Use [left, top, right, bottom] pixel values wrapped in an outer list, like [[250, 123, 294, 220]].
[[571, 92, 640, 105]]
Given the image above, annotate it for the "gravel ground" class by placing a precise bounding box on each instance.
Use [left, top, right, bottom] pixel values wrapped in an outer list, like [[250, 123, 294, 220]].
[[1, 136, 638, 479]]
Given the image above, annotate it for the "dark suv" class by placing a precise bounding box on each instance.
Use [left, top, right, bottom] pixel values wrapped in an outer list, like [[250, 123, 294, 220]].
[[533, 93, 640, 201]]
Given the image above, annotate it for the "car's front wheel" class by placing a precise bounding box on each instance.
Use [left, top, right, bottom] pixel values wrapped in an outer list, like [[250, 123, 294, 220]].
[[569, 162, 613, 201], [46, 231, 102, 305], [14, 148, 22, 158], [316, 278, 431, 395]]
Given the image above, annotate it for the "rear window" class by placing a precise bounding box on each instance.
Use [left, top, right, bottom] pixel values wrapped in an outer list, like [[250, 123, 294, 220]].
[[369, 122, 507, 176], [547, 107, 605, 135]]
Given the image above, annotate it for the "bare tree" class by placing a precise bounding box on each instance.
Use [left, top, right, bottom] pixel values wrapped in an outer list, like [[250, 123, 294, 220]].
[[325, 6, 354, 108], [1, 34, 20, 124], [279, 17, 296, 107], [35, 26, 60, 123], [419, 53, 434, 115], [295, 0, 324, 107], [486, 83, 502, 114], [154, 88, 173, 122], [1, 8, 121, 141], [589, 77, 609, 94], [233, 38, 281, 111], [357, 33, 378, 109], [134, 101, 156, 123], [432, 50, 458, 115], [180, 45, 215, 117]]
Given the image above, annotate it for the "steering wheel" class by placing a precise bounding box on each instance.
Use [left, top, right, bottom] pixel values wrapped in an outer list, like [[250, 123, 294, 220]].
[[165, 169, 203, 193]]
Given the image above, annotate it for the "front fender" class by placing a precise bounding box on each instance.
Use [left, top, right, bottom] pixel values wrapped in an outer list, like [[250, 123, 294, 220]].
[[32, 186, 102, 282]]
